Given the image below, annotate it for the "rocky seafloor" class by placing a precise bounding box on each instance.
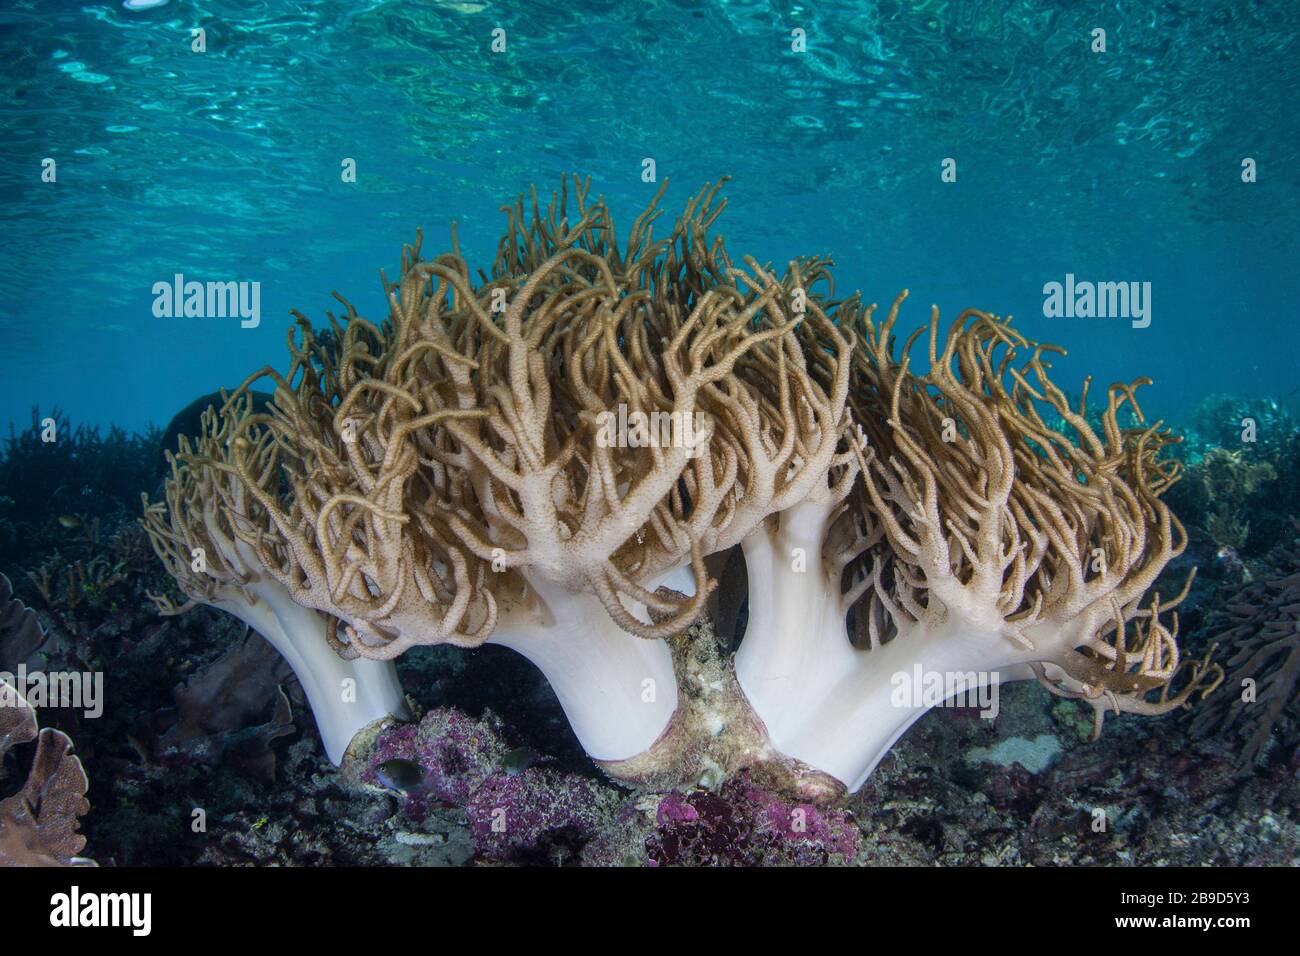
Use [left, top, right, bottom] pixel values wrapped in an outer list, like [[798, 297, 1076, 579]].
[[39, 610, 1300, 867]]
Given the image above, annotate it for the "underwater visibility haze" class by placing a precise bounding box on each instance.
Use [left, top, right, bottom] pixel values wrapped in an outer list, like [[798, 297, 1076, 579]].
[[0, 0, 1298, 875]]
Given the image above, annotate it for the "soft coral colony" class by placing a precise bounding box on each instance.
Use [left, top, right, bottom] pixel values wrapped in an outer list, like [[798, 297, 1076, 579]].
[[140, 177, 1223, 799]]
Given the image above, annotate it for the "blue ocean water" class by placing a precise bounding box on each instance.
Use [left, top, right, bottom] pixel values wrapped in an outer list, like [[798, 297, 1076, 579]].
[[1, 0, 1297, 434]]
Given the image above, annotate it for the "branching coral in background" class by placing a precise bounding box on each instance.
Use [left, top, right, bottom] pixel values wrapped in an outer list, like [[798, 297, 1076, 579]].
[[1164, 395, 1300, 560], [1191, 527, 1300, 767], [1189, 393, 1297, 460], [26, 556, 125, 647], [0, 681, 95, 866], [0, 409, 161, 574], [1195, 448, 1276, 551]]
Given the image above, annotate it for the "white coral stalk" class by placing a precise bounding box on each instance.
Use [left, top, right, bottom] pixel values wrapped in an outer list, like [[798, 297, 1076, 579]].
[[738, 298, 1219, 793], [736, 499, 1033, 789], [141, 403, 413, 767], [487, 577, 680, 761], [209, 576, 408, 765]]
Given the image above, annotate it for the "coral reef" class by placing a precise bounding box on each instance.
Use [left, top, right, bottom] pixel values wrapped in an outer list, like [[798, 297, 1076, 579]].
[[140, 178, 1214, 801], [0, 409, 160, 575], [732, 290, 1221, 793], [0, 681, 95, 866], [4, 488, 1292, 869], [1188, 448, 1275, 551], [0, 575, 96, 866], [0, 414, 166, 696], [139, 398, 411, 764], [852, 679, 1298, 866], [1165, 393, 1300, 560], [358, 705, 859, 866], [0, 573, 46, 671], [151, 631, 299, 784], [1186, 393, 1296, 461]]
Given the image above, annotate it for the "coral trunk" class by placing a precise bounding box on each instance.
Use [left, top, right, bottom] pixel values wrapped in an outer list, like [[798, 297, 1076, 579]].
[[214, 591, 410, 765], [487, 580, 679, 763], [736, 497, 1023, 792]]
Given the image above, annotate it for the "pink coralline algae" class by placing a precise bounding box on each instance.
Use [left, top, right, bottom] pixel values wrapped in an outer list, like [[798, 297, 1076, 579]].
[[364, 710, 860, 866], [645, 775, 860, 866], [363, 709, 614, 862]]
